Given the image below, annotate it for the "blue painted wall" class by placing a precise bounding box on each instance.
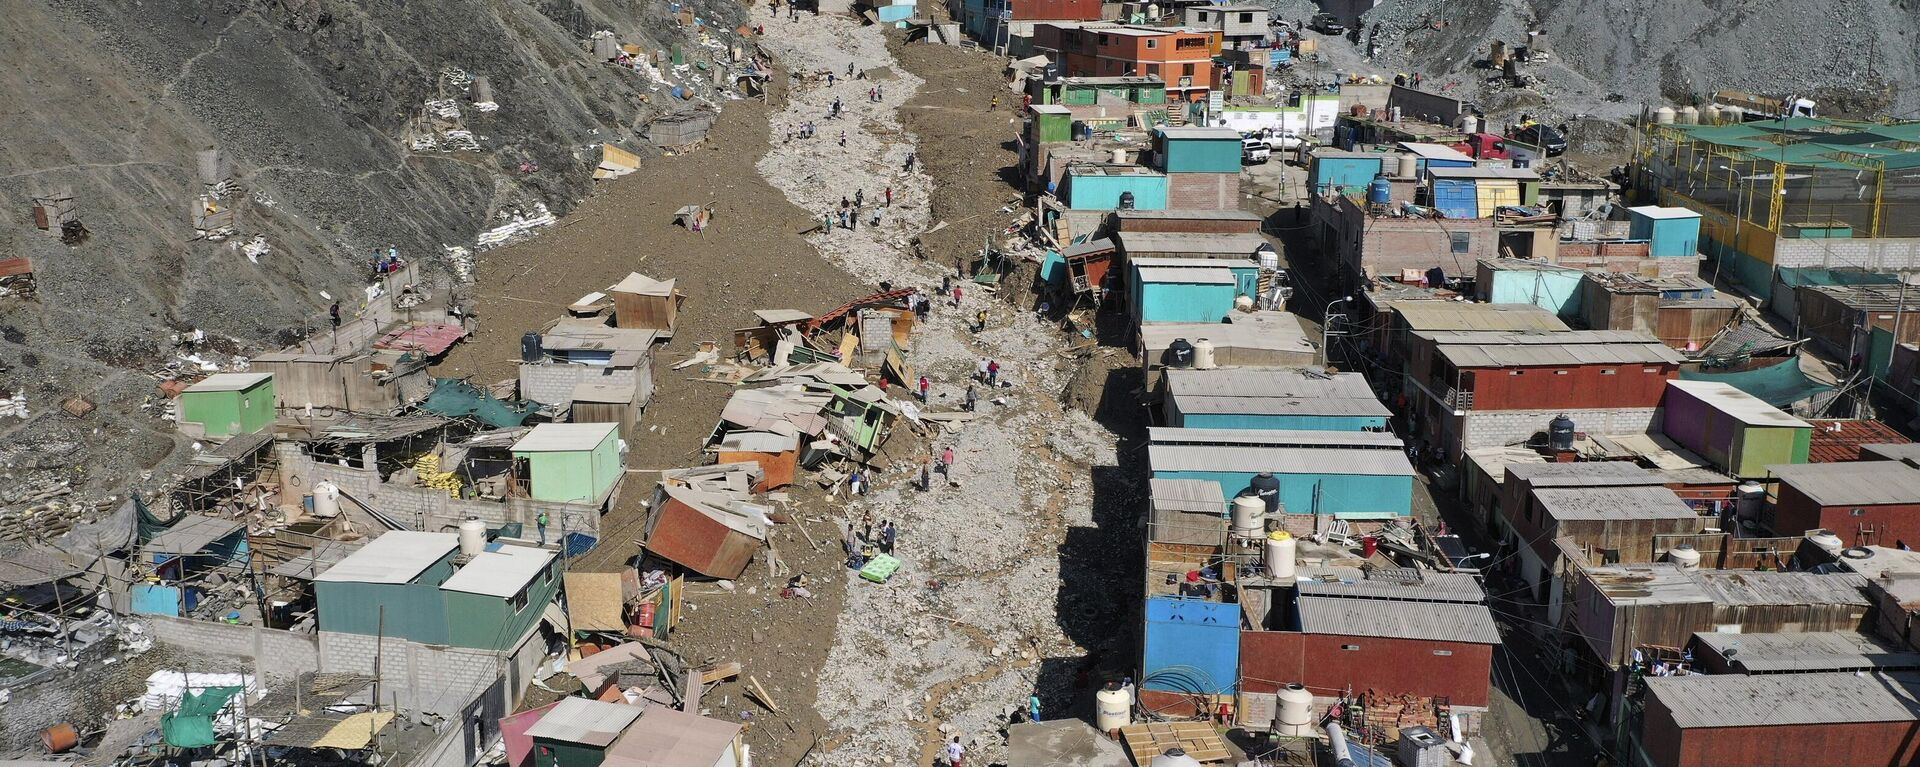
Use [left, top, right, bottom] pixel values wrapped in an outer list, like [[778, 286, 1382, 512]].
[[1309, 156, 1383, 195], [1154, 469, 1413, 517], [1173, 412, 1388, 431], [1063, 172, 1169, 210], [1485, 269, 1584, 318], [1162, 138, 1243, 174], [1432, 179, 1478, 219], [1143, 596, 1240, 694], [132, 584, 187, 616], [1630, 209, 1702, 258], [1133, 281, 1238, 324]]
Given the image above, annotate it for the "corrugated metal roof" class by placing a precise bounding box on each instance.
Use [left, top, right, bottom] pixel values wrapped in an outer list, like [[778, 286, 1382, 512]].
[[1158, 126, 1242, 140], [1646, 673, 1920, 729], [1173, 395, 1390, 416], [1138, 312, 1313, 356], [1115, 208, 1264, 221], [1119, 232, 1268, 255], [1135, 266, 1235, 285], [1148, 427, 1402, 449], [1837, 546, 1920, 581], [1295, 571, 1486, 603], [1389, 303, 1569, 332], [572, 382, 635, 404], [1531, 485, 1699, 522], [541, 323, 661, 352], [1397, 142, 1474, 162], [1150, 478, 1225, 515], [441, 545, 555, 598], [1149, 444, 1416, 476], [1863, 443, 1920, 464], [1666, 380, 1812, 428], [1295, 596, 1501, 644], [525, 697, 643, 746], [1165, 368, 1376, 400], [186, 372, 273, 392], [1507, 460, 1661, 486], [1437, 342, 1684, 367], [143, 516, 246, 555], [1061, 238, 1117, 258], [1769, 461, 1920, 506], [602, 704, 744, 767], [1627, 205, 1701, 220], [1693, 631, 1920, 673], [314, 531, 456, 585], [1804, 419, 1912, 463], [717, 430, 799, 453], [1692, 570, 1870, 607], [1426, 166, 1540, 181], [752, 309, 813, 325], [512, 422, 618, 452]]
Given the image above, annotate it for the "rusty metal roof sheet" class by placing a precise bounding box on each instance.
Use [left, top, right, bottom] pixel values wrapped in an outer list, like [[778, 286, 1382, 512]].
[[1647, 672, 1920, 729]]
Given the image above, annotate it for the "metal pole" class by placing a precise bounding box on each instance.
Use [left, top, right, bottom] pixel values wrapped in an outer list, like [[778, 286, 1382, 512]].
[[372, 606, 385, 714], [1867, 277, 1909, 417]]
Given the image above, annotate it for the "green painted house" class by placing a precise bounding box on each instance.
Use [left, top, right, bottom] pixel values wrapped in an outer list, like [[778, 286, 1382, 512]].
[[525, 697, 642, 767], [512, 422, 623, 504], [1155, 126, 1244, 174], [313, 531, 561, 651], [178, 372, 275, 439], [1029, 104, 1073, 144]]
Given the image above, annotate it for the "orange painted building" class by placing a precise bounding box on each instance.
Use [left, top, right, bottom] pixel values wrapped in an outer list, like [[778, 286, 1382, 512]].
[[1036, 24, 1222, 101]]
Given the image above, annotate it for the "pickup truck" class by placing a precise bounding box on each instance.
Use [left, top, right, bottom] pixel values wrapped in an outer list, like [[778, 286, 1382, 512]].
[[1308, 13, 1345, 34], [1241, 138, 1271, 165]]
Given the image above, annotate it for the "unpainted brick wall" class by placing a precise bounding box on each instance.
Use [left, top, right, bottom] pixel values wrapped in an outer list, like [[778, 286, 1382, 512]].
[[275, 443, 603, 538], [142, 615, 320, 683]]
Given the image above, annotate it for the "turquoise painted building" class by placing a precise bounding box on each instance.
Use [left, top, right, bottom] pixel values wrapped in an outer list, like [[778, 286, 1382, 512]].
[[314, 531, 562, 651], [1155, 126, 1244, 174], [1308, 151, 1385, 195], [1129, 261, 1241, 325], [1159, 368, 1391, 431], [1063, 165, 1169, 210], [1148, 442, 1416, 517], [1476, 258, 1585, 319], [1628, 205, 1703, 259], [511, 422, 623, 504]]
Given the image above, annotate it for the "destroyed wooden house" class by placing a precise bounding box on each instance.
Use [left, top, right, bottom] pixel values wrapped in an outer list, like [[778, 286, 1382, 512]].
[[253, 346, 435, 415], [722, 363, 901, 461], [714, 430, 801, 490], [642, 482, 771, 579], [0, 256, 35, 299], [132, 515, 248, 617], [644, 109, 719, 151], [520, 319, 660, 410], [563, 570, 685, 641], [731, 309, 827, 366]]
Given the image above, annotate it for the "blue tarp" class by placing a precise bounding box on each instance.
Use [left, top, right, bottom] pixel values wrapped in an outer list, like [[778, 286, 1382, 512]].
[[1680, 357, 1832, 407]]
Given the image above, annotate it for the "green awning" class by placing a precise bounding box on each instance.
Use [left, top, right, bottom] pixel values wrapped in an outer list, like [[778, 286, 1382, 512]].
[[1681, 357, 1831, 407]]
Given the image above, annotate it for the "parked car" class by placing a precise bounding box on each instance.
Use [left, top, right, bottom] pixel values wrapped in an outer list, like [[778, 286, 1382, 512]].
[[1262, 130, 1306, 151], [1308, 13, 1345, 34], [1508, 123, 1568, 156], [1241, 138, 1271, 165]]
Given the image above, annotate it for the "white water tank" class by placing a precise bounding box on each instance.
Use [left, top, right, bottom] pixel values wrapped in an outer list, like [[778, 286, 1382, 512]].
[[1257, 246, 1280, 272], [1701, 105, 1721, 125], [1396, 153, 1418, 179], [1677, 105, 1699, 124], [1459, 114, 1479, 134], [1095, 685, 1132, 733], [1389, 106, 1402, 123], [1735, 481, 1765, 521], [312, 481, 341, 518], [1808, 530, 1846, 556], [459, 518, 488, 558], [1723, 105, 1746, 122], [1275, 683, 1313, 736], [1265, 531, 1297, 579], [1146, 2, 1161, 20], [1194, 339, 1217, 369], [1231, 495, 1265, 538], [1667, 544, 1701, 571], [1150, 748, 1203, 767], [1233, 294, 1255, 311], [1653, 106, 1676, 124], [1111, 148, 1128, 164]]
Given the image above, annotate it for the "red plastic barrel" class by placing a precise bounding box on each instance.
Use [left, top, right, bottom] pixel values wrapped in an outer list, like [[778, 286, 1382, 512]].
[[1361, 536, 1379, 558], [638, 602, 657, 628]]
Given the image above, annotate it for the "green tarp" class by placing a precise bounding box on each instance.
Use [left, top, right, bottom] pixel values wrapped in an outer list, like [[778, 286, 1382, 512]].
[[1680, 357, 1832, 407], [135, 496, 172, 546], [162, 686, 244, 748], [420, 378, 536, 429]]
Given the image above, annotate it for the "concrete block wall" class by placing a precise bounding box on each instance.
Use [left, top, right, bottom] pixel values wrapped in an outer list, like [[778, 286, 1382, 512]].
[[143, 615, 320, 683], [1460, 407, 1658, 451], [320, 630, 513, 716], [1774, 237, 1920, 272], [519, 362, 639, 407], [275, 443, 603, 539], [1167, 172, 1236, 210]]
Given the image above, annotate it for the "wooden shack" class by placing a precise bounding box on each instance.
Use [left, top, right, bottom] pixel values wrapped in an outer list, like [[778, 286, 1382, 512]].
[[570, 381, 638, 442], [609, 272, 683, 336]]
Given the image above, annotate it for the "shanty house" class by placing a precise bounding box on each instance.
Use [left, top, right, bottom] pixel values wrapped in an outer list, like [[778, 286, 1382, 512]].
[[1128, 260, 1242, 325], [1111, 208, 1264, 235], [1148, 438, 1415, 519], [1626, 205, 1702, 259], [253, 347, 433, 414], [1687, 630, 1920, 675], [600, 703, 745, 767], [132, 516, 249, 616], [1160, 368, 1388, 431], [1661, 380, 1812, 477], [1137, 312, 1316, 390], [1424, 166, 1539, 219], [571, 382, 638, 443], [1506, 466, 1705, 609], [1141, 596, 1240, 699], [714, 431, 800, 491], [1154, 127, 1242, 173], [1061, 164, 1168, 210], [1307, 150, 1385, 196], [1115, 232, 1268, 262], [1767, 460, 1920, 547], [1474, 258, 1585, 319], [178, 372, 276, 439], [1639, 673, 1920, 767], [526, 697, 643, 767], [609, 273, 682, 336], [1568, 563, 1871, 669], [314, 532, 460, 646], [520, 322, 658, 409], [511, 423, 623, 505], [439, 545, 560, 651], [643, 484, 770, 579]]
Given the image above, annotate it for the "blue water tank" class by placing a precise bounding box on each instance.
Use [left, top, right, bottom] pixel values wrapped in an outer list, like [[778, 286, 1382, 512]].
[[1367, 173, 1392, 205]]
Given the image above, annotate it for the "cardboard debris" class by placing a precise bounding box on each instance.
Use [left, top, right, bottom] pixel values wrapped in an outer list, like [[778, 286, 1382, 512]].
[[595, 144, 642, 180]]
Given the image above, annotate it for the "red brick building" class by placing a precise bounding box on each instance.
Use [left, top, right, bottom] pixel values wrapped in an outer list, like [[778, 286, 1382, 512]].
[[1033, 24, 1222, 101], [1768, 460, 1920, 547], [1640, 673, 1920, 767]]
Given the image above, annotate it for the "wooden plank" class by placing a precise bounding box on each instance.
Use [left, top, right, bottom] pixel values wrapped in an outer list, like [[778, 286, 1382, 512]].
[[701, 661, 742, 684]]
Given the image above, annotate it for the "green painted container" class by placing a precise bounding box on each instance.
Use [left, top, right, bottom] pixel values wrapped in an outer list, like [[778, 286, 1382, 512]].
[[1157, 127, 1243, 173], [178, 373, 275, 438], [1031, 106, 1073, 144], [314, 555, 456, 644], [442, 560, 560, 650], [531, 738, 607, 767], [512, 423, 622, 504]]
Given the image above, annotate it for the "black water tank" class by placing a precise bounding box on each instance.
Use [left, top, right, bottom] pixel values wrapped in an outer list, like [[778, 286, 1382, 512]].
[[1167, 338, 1195, 368], [1250, 471, 1281, 513], [1549, 414, 1576, 452], [520, 331, 542, 363], [1119, 191, 1136, 210]]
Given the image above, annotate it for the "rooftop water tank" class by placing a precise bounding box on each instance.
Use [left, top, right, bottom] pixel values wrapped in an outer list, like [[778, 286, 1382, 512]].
[[1367, 173, 1392, 205], [1735, 480, 1765, 521], [1808, 530, 1846, 556], [1653, 106, 1676, 125], [1194, 339, 1217, 369], [1167, 338, 1195, 368], [1250, 472, 1281, 513], [1265, 531, 1297, 579], [521, 331, 543, 363], [1234, 294, 1256, 311], [1548, 414, 1576, 452], [1150, 748, 1204, 767], [1095, 684, 1132, 733], [1275, 683, 1313, 736], [1677, 105, 1700, 124], [1395, 153, 1417, 179], [1667, 543, 1701, 570], [312, 481, 341, 518], [1459, 114, 1479, 134], [1701, 105, 1721, 125], [459, 518, 488, 559], [1111, 148, 1128, 164], [1119, 191, 1136, 210], [1231, 495, 1265, 538]]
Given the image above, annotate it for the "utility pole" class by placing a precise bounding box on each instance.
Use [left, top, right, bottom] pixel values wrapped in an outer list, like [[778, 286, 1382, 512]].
[[372, 606, 385, 715], [1865, 276, 1910, 417]]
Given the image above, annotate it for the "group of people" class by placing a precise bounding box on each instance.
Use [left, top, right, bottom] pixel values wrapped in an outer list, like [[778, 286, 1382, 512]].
[[369, 246, 403, 277], [843, 514, 899, 570], [823, 186, 893, 232]]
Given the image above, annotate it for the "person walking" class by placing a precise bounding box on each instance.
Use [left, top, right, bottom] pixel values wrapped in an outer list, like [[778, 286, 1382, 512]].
[[919, 458, 933, 491], [917, 375, 931, 403], [975, 357, 990, 382], [915, 293, 930, 320], [884, 185, 893, 207], [987, 359, 1000, 385], [879, 520, 897, 555], [964, 384, 978, 412], [940, 445, 956, 474], [974, 309, 989, 333], [329, 301, 342, 329], [838, 130, 847, 147], [945, 737, 965, 767], [855, 189, 864, 207], [536, 510, 550, 546], [827, 72, 836, 87], [903, 153, 916, 172], [988, 94, 1000, 112], [951, 285, 963, 306]]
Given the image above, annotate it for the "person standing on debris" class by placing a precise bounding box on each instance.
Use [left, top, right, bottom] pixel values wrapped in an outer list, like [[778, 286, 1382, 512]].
[[821, 211, 833, 233], [847, 62, 856, 77], [917, 375, 931, 403], [876, 84, 884, 101], [945, 737, 965, 767], [536, 510, 550, 546], [870, 208, 881, 228], [1029, 694, 1043, 722], [839, 131, 847, 148], [855, 189, 865, 207], [964, 383, 979, 412], [884, 185, 893, 207], [940, 445, 956, 474], [987, 359, 1000, 385], [989, 94, 1000, 111], [1036, 300, 1050, 321], [975, 357, 990, 381], [849, 469, 867, 496], [941, 275, 952, 294], [915, 292, 930, 321], [975, 309, 989, 333], [904, 153, 916, 172], [827, 71, 836, 87], [951, 284, 963, 307], [879, 520, 897, 555], [329, 301, 342, 329], [920, 458, 933, 491]]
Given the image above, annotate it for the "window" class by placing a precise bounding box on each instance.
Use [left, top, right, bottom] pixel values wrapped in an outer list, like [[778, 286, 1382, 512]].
[[1449, 231, 1472, 253], [1601, 368, 1617, 375], [1555, 370, 1569, 375], [1341, 644, 1361, 651], [1098, 33, 1111, 45], [1182, 63, 1196, 77], [1432, 649, 1453, 657], [1146, 64, 1160, 76], [1145, 38, 1158, 49], [510, 586, 530, 612], [1238, 12, 1254, 23], [1509, 370, 1520, 376], [1852, 508, 1867, 516]]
